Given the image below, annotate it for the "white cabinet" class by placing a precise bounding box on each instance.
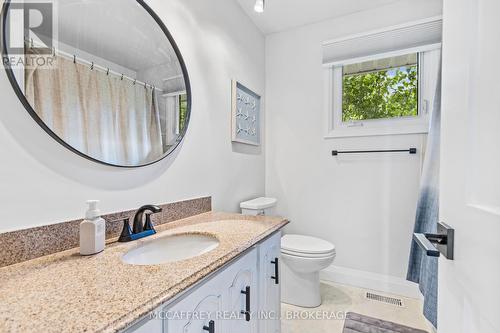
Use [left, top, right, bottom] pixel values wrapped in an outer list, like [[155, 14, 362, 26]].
[[125, 231, 281, 333], [165, 270, 224, 333], [258, 233, 281, 333], [223, 249, 258, 333], [126, 315, 163, 333], [166, 249, 258, 333]]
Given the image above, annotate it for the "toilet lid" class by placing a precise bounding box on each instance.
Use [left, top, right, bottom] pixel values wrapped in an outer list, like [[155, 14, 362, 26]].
[[281, 234, 335, 255], [240, 197, 277, 210]]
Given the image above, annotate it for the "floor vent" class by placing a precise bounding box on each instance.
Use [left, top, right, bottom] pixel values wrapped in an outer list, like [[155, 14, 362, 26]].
[[366, 292, 404, 307]]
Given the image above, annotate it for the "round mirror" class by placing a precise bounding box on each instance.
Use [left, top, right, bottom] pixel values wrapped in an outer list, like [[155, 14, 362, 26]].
[[1, 0, 191, 167]]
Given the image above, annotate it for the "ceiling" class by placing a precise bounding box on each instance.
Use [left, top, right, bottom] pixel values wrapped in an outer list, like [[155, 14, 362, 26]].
[[236, 0, 403, 34], [56, 0, 181, 73]]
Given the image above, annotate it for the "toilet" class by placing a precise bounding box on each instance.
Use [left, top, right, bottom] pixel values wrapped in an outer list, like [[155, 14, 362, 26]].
[[280, 234, 336, 307], [240, 197, 336, 308], [240, 197, 277, 216]]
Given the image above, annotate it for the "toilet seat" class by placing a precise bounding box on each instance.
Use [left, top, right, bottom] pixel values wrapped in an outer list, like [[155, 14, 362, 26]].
[[281, 248, 336, 258], [281, 234, 336, 258]]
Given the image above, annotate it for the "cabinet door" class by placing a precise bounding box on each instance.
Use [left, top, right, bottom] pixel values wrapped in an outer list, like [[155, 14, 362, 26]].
[[125, 314, 163, 333], [224, 249, 258, 333], [258, 232, 281, 333], [165, 277, 224, 333], [224, 249, 259, 333]]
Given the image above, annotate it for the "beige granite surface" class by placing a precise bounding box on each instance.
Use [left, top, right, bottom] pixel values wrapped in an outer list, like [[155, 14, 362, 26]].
[[0, 212, 288, 333], [0, 197, 211, 268]]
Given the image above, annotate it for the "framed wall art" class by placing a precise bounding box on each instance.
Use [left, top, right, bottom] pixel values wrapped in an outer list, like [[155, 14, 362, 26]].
[[231, 80, 261, 146]]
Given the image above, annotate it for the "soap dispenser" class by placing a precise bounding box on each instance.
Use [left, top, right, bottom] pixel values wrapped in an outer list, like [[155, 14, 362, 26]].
[[80, 200, 106, 256]]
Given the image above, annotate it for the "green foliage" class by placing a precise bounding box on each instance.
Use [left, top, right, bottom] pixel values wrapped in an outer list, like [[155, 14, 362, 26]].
[[342, 66, 418, 122], [179, 94, 188, 131]]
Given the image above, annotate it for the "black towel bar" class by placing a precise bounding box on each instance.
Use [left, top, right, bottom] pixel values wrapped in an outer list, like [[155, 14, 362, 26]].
[[332, 148, 417, 156]]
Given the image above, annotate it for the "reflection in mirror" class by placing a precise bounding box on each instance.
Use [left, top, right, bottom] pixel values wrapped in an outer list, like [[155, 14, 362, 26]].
[[2, 0, 190, 167]]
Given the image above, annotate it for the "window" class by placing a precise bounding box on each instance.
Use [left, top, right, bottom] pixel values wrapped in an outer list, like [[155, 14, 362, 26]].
[[325, 47, 441, 137], [342, 54, 418, 122], [161, 91, 187, 150], [322, 17, 443, 138], [178, 94, 188, 132]]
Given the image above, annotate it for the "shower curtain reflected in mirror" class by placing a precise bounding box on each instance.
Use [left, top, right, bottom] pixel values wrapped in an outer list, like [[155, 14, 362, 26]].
[[24, 54, 163, 166]]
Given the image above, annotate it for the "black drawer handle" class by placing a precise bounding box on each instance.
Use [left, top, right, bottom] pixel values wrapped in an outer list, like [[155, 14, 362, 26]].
[[271, 258, 279, 284], [240, 286, 251, 322], [203, 320, 215, 333]]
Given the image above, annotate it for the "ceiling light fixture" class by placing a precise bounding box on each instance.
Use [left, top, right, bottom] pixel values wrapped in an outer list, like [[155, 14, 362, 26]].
[[254, 0, 265, 13]]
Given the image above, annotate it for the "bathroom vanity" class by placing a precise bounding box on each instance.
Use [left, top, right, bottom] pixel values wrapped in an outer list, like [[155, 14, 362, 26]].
[[0, 212, 287, 333], [128, 232, 281, 333]]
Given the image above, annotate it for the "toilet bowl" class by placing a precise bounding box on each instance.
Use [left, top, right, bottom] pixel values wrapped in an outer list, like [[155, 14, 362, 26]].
[[239, 198, 336, 308], [281, 234, 336, 308]]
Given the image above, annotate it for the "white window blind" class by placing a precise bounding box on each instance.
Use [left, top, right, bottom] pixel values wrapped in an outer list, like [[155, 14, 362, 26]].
[[322, 17, 442, 66]]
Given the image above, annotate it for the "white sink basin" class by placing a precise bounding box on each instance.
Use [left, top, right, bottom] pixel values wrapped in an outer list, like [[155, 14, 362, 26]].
[[122, 234, 220, 265]]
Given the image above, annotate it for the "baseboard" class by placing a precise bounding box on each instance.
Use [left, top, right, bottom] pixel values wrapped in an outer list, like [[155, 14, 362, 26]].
[[320, 265, 422, 299]]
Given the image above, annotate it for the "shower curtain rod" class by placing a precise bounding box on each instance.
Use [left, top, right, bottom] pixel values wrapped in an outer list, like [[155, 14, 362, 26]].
[[25, 40, 163, 93]]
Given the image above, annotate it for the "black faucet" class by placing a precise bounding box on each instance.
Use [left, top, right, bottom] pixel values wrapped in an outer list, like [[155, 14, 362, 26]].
[[133, 205, 162, 234], [118, 205, 163, 242]]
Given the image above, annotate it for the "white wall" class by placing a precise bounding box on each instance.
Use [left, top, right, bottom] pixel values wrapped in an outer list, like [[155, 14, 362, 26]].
[[265, 0, 443, 281], [0, 0, 265, 233]]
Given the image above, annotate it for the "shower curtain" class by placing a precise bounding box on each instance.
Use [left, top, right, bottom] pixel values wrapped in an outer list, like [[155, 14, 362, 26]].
[[407, 64, 442, 328], [24, 54, 163, 165]]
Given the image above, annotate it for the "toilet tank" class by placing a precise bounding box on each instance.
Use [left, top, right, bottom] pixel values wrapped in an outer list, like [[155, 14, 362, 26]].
[[240, 197, 277, 216]]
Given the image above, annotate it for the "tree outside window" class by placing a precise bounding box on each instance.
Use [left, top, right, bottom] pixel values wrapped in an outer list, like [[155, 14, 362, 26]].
[[179, 94, 188, 132], [342, 53, 418, 122]]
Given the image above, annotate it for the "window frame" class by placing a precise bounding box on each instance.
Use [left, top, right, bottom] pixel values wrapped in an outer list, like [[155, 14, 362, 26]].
[[324, 44, 441, 138]]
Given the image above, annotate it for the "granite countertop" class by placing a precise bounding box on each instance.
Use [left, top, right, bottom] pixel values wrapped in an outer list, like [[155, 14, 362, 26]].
[[0, 212, 288, 333]]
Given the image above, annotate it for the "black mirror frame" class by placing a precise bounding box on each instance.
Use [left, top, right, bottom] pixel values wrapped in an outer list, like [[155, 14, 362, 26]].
[[0, 0, 192, 168]]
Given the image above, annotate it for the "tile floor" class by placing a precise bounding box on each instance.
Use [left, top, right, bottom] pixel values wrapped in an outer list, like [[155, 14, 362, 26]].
[[281, 281, 434, 333]]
